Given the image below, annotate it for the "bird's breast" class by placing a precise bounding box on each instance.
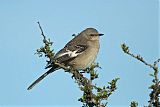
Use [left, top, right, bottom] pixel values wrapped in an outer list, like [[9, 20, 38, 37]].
[[68, 43, 99, 70]]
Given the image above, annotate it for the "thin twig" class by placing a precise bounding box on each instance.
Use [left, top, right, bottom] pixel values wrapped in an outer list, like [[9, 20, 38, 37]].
[[37, 21, 46, 40], [154, 58, 160, 67]]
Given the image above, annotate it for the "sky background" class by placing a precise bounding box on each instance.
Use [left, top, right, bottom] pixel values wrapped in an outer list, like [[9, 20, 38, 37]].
[[0, 0, 159, 107]]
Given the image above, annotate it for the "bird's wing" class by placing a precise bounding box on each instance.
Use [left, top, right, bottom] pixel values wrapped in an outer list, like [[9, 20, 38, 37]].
[[54, 44, 88, 63]]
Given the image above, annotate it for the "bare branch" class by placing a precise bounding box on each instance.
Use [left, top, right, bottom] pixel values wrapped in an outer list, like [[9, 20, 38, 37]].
[[37, 21, 46, 41], [121, 43, 160, 107]]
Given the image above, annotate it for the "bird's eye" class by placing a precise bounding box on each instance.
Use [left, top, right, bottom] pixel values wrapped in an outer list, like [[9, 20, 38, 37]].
[[90, 34, 95, 36]]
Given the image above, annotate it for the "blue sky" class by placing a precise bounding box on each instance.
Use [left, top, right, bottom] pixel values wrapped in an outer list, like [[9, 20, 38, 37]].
[[0, 0, 159, 107]]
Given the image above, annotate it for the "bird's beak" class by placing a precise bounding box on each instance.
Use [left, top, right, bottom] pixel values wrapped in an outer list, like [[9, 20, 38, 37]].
[[98, 33, 104, 36]]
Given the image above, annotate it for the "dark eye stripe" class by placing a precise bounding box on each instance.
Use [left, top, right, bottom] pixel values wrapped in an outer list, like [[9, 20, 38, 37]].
[[90, 34, 95, 36]]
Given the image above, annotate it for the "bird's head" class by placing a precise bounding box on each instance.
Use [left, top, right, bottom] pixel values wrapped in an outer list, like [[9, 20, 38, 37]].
[[82, 28, 104, 41]]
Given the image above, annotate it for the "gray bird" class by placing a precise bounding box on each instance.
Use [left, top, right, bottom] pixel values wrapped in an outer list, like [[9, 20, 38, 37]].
[[27, 28, 103, 90]]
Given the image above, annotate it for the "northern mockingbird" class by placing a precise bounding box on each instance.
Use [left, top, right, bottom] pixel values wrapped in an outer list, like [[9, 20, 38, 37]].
[[27, 28, 103, 90]]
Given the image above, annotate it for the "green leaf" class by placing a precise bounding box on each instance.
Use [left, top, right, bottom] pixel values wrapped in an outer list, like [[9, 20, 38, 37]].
[[149, 73, 154, 77]]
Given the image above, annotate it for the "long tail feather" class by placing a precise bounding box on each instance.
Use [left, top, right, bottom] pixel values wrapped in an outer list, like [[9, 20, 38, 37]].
[[27, 67, 59, 90]]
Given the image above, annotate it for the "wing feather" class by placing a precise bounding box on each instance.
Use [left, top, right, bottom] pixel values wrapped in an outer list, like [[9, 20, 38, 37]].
[[54, 44, 88, 63]]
